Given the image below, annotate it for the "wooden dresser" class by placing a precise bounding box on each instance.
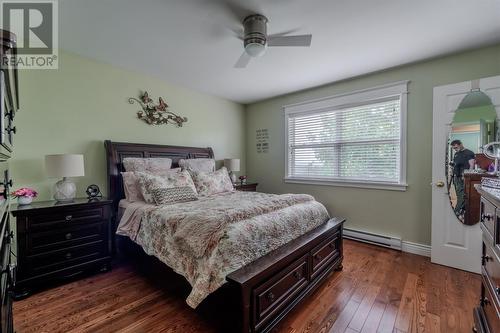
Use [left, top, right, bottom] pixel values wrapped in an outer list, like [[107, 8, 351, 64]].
[[0, 29, 19, 333], [474, 184, 500, 332], [11, 198, 113, 297], [464, 173, 497, 226]]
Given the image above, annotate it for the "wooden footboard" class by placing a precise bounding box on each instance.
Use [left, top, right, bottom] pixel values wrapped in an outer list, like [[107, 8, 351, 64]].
[[227, 217, 344, 333]]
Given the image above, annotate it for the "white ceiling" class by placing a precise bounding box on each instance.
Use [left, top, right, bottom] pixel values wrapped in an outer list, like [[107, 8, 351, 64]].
[[59, 0, 500, 104]]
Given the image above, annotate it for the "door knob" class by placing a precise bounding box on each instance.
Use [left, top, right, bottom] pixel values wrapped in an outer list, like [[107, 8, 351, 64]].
[[435, 181, 445, 187]]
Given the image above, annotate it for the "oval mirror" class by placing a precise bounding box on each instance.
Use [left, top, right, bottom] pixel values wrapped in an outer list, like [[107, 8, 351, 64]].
[[447, 90, 496, 225]]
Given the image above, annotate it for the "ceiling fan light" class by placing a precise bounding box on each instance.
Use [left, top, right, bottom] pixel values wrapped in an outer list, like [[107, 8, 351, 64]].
[[245, 42, 266, 57]]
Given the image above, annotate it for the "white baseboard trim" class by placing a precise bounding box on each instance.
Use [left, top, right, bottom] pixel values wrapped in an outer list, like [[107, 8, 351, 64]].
[[401, 241, 431, 257], [344, 227, 431, 257]]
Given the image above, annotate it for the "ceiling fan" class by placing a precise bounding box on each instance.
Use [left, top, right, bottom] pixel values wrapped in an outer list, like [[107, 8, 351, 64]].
[[234, 14, 312, 68]]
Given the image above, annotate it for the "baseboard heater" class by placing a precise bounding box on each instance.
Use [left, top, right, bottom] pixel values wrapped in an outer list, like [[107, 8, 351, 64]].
[[343, 228, 402, 251]]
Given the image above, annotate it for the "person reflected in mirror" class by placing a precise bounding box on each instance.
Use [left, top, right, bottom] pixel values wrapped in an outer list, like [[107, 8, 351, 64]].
[[450, 139, 476, 218]]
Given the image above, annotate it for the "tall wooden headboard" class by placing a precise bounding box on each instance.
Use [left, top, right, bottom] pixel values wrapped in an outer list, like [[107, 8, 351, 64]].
[[104, 140, 214, 210]]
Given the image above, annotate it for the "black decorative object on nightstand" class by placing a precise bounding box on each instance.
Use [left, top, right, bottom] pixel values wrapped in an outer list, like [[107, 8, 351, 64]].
[[86, 184, 102, 199], [234, 182, 258, 192], [11, 198, 113, 298]]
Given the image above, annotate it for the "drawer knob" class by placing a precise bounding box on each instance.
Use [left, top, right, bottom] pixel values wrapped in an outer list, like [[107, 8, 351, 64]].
[[482, 255, 493, 263], [496, 287, 500, 295], [482, 213, 492, 221], [65, 215, 72, 221], [481, 297, 490, 306], [0, 179, 13, 188], [293, 271, 301, 279], [314, 254, 322, 261], [266, 292, 275, 302], [65, 233, 72, 240], [329, 242, 335, 249], [65, 252, 72, 259]]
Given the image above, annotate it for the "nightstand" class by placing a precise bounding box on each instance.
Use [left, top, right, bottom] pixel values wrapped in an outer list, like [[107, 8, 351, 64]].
[[11, 198, 113, 297], [234, 182, 258, 192]]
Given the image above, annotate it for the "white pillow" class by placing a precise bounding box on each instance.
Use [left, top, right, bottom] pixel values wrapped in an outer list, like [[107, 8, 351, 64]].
[[123, 157, 172, 172], [178, 158, 215, 173], [190, 167, 234, 196]]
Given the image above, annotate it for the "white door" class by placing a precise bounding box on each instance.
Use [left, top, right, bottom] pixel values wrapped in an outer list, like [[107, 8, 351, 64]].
[[432, 75, 500, 274]]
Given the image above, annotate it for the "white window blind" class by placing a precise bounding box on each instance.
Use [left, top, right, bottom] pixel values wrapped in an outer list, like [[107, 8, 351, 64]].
[[287, 97, 402, 184]]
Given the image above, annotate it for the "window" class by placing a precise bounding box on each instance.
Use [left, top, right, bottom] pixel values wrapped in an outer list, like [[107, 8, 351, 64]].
[[284, 81, 408, 191]]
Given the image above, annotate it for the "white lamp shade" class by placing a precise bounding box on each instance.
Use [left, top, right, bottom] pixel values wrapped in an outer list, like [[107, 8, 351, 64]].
[[224, 158, 240, 172], [45, 154, 85, 178]]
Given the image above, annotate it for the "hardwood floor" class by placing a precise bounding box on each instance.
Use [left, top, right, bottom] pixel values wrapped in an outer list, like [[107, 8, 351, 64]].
[[13, 240, 480, 333]]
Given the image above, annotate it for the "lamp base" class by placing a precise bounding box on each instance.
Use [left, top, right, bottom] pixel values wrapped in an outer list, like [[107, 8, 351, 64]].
[[54, 177, 76, 202], [229, 172, 237, 184]]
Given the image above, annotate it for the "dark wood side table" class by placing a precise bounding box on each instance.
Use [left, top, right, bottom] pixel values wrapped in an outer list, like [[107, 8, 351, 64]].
[[11, 198, 113, 298], [234, 182, 258, 192]]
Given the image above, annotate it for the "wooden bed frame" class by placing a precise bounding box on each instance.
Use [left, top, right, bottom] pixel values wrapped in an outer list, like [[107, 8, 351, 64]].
[[104, 140, 344, 333]]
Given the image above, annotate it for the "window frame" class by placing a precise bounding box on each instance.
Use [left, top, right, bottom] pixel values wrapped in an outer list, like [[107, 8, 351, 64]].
[[283, 81, 409, 191]]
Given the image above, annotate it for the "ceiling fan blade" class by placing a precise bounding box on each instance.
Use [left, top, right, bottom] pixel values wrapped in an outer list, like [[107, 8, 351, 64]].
[[269, 28, 300, 37], [234, 52, 251, 68], [267, 34, 312, 47]]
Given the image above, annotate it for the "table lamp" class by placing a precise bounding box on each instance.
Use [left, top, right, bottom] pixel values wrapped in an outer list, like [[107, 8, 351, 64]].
[[224, 158, 240, 183], [45, 154, 85, 201]]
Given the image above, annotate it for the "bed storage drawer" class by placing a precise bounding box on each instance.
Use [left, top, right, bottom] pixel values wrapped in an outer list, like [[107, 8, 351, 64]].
[[253, 254, 309, 331], [311, 231, 340, 279]]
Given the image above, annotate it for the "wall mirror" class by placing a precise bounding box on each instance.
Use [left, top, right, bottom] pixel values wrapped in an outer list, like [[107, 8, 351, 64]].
[[447, 90, 496, 225]]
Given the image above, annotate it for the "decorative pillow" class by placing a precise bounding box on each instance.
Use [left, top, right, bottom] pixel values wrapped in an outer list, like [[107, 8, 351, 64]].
[[178, 158, 216, 173], [123, 157, 172, 172], [151, 186, 198, 205], [190, 167, 234, 197], [136, 170, 198, 204], [121, 168, 181, 202], [121, 171, 145, 202]]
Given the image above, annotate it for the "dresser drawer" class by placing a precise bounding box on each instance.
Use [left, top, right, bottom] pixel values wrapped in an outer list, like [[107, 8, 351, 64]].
[[311, 231, 341, 279], [483, 242, 500, 304], [26, 240, 106, 276], [481, 280, 500, 333], [253, 254, 309, 330], [481, 197, 496, 242], [25, 207, 105, 231], [27, 222, 107, 255], [0, 240, 10, 306]]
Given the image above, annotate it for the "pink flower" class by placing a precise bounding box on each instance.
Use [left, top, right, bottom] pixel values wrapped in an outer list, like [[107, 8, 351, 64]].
[[11, 187, 38, 198]]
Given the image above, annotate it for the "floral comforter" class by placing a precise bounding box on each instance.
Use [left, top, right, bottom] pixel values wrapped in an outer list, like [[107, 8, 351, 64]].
[[117, 191, 330, 308]]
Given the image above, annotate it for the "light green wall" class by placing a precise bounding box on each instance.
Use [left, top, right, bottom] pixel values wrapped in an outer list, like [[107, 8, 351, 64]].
[[245, 44, 500, 245], [12, 51, 246, 201]]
